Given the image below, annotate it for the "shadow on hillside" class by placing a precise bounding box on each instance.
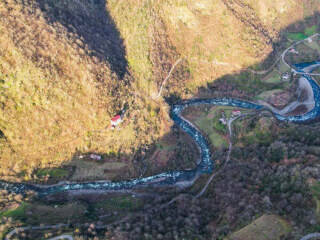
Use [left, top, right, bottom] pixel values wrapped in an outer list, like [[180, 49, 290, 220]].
[[57, 11, 320, 187], [35, 0, 128, 79], [25, 11, 320, 193], [164, 11, 320, 106]]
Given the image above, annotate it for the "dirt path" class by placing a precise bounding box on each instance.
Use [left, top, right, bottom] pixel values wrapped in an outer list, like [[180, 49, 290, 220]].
[[195, 116, 238, 198], [247, 56, 281, 75], [5, 224, 69, 240], [282, 34, 320, 76], [151, 58, 182, 99]]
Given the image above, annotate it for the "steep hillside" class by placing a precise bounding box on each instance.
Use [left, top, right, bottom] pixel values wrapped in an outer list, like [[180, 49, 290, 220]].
[[108, 0, 320, 96], [1, 0, 320, 180], [0, 0, 168, 180]]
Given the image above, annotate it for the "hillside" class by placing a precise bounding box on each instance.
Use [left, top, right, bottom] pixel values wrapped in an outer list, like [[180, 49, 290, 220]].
[[1, 0, 320, 180]]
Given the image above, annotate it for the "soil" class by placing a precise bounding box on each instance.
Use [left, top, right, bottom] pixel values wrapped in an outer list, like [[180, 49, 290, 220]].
[[285, 104, 308, 116], [268, 91, 291, 109]]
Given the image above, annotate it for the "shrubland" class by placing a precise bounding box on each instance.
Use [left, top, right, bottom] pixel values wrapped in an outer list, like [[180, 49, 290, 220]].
[[0, 0, 320, 180]]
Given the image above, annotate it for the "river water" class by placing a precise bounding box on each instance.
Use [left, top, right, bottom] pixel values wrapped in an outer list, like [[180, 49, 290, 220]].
[[1, 62, 319, 196]]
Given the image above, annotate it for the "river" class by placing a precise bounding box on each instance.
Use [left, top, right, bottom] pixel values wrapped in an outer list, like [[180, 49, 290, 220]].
[[1, 62, 320, 196]]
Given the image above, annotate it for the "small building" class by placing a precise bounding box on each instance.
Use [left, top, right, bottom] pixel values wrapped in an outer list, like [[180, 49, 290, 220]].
[[232, 109, 241, 116], [220, 110, 226, 118], [90, 154, 102, 160], [306, 37, 313, 43], [289, 48, 299, 54], [111, 114, 122, 126], [219, 118, 227, 125], [282, 72, 290, 82]]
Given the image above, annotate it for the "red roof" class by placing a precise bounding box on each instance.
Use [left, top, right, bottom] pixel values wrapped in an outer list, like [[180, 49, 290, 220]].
[[111, 115, 121, 121]]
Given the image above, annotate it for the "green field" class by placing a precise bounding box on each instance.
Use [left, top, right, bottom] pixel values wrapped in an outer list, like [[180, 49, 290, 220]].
[[263, 71, 281, 83], [195, 115, 226, 148], [225, 215, 292, 240], [192, 106, 244, 148], [255, 89, 283, 101], [93, 196, 142, 212], [36, 168, 69, 178], [286, 32, 307, 41], [305, 39, 320, 53], [285, 25, 317, 42], [0, 202, 29, 220], [305, 25, 317, 36], [262, 61, 290, 84]]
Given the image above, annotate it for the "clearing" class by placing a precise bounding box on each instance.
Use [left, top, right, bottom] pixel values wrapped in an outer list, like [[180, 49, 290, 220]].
[[225, 214, 292, 240]]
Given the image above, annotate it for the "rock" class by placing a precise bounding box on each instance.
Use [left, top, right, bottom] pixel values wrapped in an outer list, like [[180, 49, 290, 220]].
[[263, 196, 272, 206]]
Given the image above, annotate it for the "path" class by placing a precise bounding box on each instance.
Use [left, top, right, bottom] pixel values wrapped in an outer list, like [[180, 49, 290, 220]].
[[151, 58, 182, 99], [5, 224, 69, 240], [247, 56, 281, 75], [48, 235, 73, 240], [195, 115, 238, 198], [4, 29, 320, 240], [195, 111, 256, 198], [300, 233, 320, 240], [282, 34, 320, 76]]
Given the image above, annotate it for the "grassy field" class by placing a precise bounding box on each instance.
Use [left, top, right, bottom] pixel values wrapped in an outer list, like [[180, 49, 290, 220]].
[[0, 202, 87, 225], [36, 168, 69, 178], [93, 195, 143, 212], [69, 158, 128, 181], [0, 202, 29, 220], [305, 25, 317, 36], [304, 36, 320, 53], [193, 107, 230, 148], [286, 32, 307, 41], [262, 61, 291, 84], [225, 214, 292, 240], [254, 89, 283, 101]]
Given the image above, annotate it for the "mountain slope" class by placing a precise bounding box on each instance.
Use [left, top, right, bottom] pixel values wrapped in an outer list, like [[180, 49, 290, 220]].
[[1, 0, 320, 179]]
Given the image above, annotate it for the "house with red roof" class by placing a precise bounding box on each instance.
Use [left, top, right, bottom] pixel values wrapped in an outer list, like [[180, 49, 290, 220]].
[[232, 109, 241, 116], [111, 114, 122, 126]]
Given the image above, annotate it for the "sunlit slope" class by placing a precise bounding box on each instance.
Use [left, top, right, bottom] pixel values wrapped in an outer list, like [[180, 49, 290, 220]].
[[0, 0, 320, 179], [108, 0, 320, 96], [0, 0, 167, 179]]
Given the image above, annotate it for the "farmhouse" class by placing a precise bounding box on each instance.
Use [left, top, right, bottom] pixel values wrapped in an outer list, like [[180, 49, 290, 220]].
[[232, 109, 241, 116], [289, 48, 299, 54], [111, 114, 122, 126]]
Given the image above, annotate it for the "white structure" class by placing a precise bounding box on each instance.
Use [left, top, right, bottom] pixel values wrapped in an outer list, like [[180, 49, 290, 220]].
[[90, 154, 102, 160], [219, 118, 226, 125], [111, 115, 122, 126], [306, 38, 313, 43], [282, 72, 290, 82], [289, 48, 299, 54]]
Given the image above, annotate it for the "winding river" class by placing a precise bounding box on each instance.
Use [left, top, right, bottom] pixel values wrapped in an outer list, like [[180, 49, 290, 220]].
[[1, 62, 320, 197]]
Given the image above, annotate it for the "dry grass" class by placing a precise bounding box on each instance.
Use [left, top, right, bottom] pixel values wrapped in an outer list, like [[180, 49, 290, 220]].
[[108, 0, 320, 98], [225, 214, 292, 240], [0, 0, 169, 179], [1, 0, 320, 181]]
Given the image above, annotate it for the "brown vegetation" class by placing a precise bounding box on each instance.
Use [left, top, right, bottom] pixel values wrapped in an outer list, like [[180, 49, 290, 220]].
[[1, 0, 320, 181]]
